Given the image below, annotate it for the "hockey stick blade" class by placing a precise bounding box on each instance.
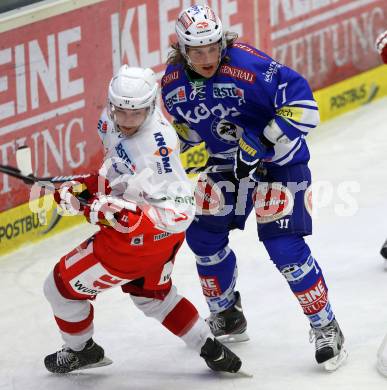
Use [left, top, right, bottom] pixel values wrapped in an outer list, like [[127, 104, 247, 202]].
[[0, 164, 36, 184], [16, 146, 33, 176]]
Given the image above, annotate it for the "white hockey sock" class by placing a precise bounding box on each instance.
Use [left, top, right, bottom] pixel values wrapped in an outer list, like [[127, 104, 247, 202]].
[[180, 317, 213, 352]]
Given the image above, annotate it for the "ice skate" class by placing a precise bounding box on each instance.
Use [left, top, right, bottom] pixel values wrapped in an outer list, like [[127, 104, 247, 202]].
[[309, 318, 347, 372], [207, 291, 249, 343], [377, 333, 387, 376], [200, 337, 242, 373], [380, 239, 387, 270], [381, 239, 387, 259], [44, 338, 112, 373]]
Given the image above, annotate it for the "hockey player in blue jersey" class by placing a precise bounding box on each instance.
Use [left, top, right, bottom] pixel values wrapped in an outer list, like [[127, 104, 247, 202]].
[[161, 4, 347, 371]]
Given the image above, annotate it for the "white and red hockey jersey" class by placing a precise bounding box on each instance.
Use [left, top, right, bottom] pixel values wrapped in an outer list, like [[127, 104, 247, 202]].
[[89, 107, 195, 276]]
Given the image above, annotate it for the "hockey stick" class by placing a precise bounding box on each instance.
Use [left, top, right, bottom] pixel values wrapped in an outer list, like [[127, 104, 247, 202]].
[[185, 164, 233, 174], [185, 163, 267, 176], [0, 147, 235, 184], [12, 147, 137, 210], [1, 147, 267, 187]]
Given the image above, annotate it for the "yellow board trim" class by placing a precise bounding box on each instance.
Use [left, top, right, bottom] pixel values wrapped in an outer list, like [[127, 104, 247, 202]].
[[0, 195, 84, 256], [314, 65, 387, 122]]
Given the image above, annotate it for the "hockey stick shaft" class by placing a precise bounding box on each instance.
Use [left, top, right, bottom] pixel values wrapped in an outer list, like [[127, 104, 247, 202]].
[[185, 164, 233, 174]]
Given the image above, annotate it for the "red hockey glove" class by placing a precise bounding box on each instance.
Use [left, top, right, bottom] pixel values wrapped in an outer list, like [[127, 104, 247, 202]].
[[53, 174, 109, 215], [376, 30, 387, 64], [83, 194, 139, 229]]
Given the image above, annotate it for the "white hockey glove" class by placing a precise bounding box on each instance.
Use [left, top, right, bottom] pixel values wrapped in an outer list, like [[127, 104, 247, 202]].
[[53, 181, 86, 216]]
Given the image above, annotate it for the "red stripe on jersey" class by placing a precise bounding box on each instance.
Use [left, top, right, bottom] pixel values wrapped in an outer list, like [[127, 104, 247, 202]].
[[59, 244, 99, 282], [162, 298, 199, 337], [54, 305, 94, 334]]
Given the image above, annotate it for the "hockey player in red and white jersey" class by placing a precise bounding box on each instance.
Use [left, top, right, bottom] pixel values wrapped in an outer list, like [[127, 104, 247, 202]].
[[43, 65, 242, 374]]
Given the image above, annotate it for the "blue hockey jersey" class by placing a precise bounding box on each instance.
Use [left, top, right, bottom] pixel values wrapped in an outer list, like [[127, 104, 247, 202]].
[[161, 43, 319, 167]]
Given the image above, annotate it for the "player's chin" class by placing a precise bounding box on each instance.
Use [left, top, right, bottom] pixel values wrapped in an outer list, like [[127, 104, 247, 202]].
[[118, 126, 139, 137]]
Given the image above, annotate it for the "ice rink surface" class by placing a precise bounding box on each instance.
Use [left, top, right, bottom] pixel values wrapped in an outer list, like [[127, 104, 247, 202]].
[[1, 97, 387, 390]]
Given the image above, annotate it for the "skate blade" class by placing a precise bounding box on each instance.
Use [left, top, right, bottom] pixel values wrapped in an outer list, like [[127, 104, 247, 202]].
[[76, 356, 113, 371], [235, 369, 253, 378], [216, 332, 250, 343], [216, 368, 253, 378], [323, 349, 348, 372]]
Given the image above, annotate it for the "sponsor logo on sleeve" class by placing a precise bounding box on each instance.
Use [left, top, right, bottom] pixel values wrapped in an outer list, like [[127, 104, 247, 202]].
[[276, 106, 304, 122], [97, 119, 108, 133], [219, 65, 256, 84], [263, 61, 282, 83], [161, 70, 180, 88], [233, 43, 268, 59]]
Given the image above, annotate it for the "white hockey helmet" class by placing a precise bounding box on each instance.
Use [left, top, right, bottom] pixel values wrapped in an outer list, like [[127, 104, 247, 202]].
[[108, 65, 158, 110], [175, 4, 226, 58]]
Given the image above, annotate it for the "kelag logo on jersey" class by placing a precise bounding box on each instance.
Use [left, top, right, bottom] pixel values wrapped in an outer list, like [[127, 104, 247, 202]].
[[153, 132, 173, 173], [165, 86, 187, 110], [211, 118, 243, 144], [213, 83, 245, 106], [176, 103, 240, 124]]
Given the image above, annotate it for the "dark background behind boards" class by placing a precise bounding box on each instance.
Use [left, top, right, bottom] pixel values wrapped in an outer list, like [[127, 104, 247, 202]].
[[0, 0, 45, 14]]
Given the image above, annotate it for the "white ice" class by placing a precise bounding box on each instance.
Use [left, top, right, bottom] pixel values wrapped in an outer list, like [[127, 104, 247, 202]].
[[1, 97, 387, 390]]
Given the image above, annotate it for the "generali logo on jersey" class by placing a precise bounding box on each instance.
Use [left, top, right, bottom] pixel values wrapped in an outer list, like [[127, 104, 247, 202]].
[[161, 71, 180, 88], [219, 65, 256, 84]]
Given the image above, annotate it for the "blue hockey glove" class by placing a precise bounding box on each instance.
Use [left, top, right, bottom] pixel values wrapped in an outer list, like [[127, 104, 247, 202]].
[[234, 132, 273, 181]]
